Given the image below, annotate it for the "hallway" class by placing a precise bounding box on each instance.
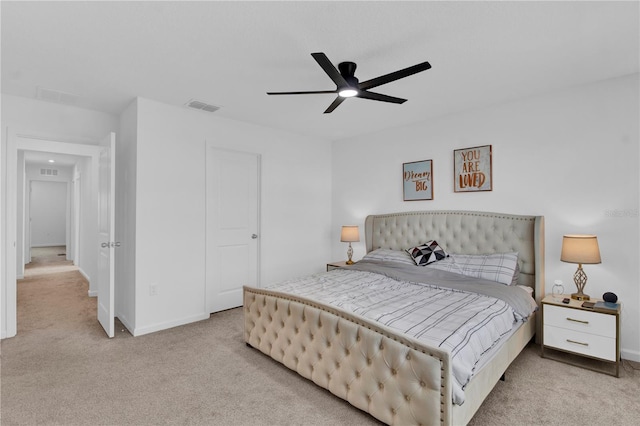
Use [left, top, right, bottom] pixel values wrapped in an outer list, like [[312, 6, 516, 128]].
[[17, 246, 97, 334]]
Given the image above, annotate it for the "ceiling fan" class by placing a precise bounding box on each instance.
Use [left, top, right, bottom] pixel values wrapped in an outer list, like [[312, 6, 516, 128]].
[[267, 52, 431, 114]]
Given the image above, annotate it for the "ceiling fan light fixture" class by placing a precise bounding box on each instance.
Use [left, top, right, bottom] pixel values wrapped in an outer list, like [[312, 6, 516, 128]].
[[266, 53, 431, 113], [338, 87, 358, 98]]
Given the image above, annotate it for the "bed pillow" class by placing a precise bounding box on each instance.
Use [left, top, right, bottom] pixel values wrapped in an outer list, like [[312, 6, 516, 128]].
[[362, 248, 416, 266], [406, 240, 449, 266], [427, 252, 519, 286]]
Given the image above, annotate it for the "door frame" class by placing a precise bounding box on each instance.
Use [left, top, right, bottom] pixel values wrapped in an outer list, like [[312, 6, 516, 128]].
[[25, 175, 73, 270], [3, 129, 101, 338]]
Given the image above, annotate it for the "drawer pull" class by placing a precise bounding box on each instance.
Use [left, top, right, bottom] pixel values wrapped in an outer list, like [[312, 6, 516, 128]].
[[566, 339, 589, 347], [566, 317, 589, 324]]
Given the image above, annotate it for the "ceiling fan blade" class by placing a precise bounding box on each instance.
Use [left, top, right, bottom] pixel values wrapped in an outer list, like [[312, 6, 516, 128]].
[[358, 61, 431, 91], [324, 97, 346, 114], [357, 90, 407, 104], [267, 90, 337, 95], [311, 52, 348, 88]]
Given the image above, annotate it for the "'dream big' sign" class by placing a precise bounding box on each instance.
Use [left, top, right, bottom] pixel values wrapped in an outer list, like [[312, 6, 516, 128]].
[[403, 159, 433, 201], [454, 145, 492, 192]]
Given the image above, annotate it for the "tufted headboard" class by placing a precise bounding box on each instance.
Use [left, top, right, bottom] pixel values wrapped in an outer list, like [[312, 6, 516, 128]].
[[364, 210, 545, 305]]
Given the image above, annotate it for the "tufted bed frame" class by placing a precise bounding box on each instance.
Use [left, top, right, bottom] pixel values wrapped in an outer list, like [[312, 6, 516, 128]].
[[244, 210, 545, 425]]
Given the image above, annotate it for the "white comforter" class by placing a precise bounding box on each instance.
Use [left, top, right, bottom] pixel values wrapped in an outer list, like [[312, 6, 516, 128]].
[[267, 268, 529, 405]]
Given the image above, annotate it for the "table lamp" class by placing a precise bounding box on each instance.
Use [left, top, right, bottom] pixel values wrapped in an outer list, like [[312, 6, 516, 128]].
[[340, 226, 360, 265], [560, 234, 601, 301]]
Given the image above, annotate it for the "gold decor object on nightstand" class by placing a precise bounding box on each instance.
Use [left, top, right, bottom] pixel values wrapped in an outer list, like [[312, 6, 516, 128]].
[[560, 234, 601, 301], [340, 225, 359, 265]]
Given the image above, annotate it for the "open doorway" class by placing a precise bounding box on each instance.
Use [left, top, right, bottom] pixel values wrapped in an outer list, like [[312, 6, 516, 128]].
[[4, 132, 115, 339], [21, 155, 81, 275], [29, 181, 68, 259], [17, 153, 93, 334]]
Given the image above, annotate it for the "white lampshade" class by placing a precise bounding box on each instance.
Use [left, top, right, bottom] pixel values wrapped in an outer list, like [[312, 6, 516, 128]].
[[561, 235, 601, 264], [340, 226, 360, 242]]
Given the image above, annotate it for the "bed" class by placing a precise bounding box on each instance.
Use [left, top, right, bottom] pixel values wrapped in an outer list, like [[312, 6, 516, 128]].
[[244, 210, 545, 425]]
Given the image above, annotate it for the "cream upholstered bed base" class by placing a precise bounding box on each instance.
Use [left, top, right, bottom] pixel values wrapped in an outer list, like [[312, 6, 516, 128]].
[[244, 210, 544, 425]]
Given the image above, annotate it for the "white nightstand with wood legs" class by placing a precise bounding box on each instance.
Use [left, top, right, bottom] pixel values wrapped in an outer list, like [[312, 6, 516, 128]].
[[541, 294, 620, 377]]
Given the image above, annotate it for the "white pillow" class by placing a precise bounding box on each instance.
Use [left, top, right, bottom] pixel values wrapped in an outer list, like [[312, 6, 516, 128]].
[[426, 252, 519, 286], [362, 248, 416, 266]]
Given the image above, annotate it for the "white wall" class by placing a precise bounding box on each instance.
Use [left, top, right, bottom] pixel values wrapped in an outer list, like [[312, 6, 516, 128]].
[[115, 99, 138, 332], [332, 74, 640, 361], [130, 97, 333, 335], [75, 156, 98, 291], [29, 181, 67, 247], [24, 165, 73, 252], [16, 151, 25, 277], [1, 94, 119, 144]]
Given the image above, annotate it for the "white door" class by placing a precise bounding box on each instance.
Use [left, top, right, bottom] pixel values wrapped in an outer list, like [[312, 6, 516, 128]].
[[97, 133, 116, 337], [206, 147, 260, 313]]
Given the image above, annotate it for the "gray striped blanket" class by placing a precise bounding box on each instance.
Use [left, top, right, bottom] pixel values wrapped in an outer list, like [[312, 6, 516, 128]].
[[266, 261, 536, 405]]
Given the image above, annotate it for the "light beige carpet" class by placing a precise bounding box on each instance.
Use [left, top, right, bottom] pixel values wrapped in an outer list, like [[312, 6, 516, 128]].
[[1, 250, 639, 425], [24, 246, 78, 277]]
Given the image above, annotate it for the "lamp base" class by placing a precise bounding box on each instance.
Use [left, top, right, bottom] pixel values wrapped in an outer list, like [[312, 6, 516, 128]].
[[571, 264, 590, 301], [571, 292, 590, 301], [345, 242, 354, 265]]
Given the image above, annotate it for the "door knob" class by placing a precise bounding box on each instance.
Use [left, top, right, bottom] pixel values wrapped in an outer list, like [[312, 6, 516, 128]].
[[251, 234, 258, 239], [101, 242, 121, 248]]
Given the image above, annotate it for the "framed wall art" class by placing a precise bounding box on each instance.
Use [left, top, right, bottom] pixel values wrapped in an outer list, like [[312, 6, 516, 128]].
[[403, 159, 433, 201], [453, 145, 492, 192]]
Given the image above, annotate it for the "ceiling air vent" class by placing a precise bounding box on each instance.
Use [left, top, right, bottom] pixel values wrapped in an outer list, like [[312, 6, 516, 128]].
[[40, 168, 59, 176], [36, 86, 79, 105], [185, 99, 220, 113]]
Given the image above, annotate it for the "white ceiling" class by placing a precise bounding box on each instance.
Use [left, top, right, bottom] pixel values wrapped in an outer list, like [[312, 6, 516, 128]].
[[23, 151, 79, 168], [2, 1, 638, 142]]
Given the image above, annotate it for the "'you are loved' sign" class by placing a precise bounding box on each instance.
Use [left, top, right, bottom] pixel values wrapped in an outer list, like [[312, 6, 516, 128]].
[[454, 145, 492, 192]]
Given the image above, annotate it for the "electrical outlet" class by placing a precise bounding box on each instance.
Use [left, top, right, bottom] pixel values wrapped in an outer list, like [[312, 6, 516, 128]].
[[149, 284, 159, 296]]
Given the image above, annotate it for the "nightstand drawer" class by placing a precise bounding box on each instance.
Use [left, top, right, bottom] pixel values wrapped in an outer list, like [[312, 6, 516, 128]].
[[543, 304, 615, 338], [544, 325, 616, 361]]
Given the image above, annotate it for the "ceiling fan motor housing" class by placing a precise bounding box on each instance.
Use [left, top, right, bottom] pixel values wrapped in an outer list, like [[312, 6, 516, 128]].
[[338, 62, 359, 89]]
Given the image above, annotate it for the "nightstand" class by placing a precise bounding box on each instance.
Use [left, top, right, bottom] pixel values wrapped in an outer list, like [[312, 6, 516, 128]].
[[541, 294, 620, 377], [326, 261, 351, 271]]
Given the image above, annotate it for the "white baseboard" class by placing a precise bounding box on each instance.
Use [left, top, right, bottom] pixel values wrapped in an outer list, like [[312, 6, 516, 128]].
[[117, 313, 134, 335], [31, 243, 66, 248], [132, 312, 210, 337], [78, 267, 90, 282], [78, 268, 95, 297], [622, 348, 640, 362]]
